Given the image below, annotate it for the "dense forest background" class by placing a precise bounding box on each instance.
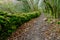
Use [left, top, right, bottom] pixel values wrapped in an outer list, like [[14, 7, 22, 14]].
[[0, 0, 59, 18]]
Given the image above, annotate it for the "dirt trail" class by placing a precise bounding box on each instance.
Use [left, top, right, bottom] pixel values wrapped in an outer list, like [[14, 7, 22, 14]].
[[8, 13, 59, 40]]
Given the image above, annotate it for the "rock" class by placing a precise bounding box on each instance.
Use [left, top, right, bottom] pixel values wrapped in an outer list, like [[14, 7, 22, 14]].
[[52, 19, 56, 22], [50, 21, 53, 24], [50, 20, 56, 24], [43, 18, 47, 21]]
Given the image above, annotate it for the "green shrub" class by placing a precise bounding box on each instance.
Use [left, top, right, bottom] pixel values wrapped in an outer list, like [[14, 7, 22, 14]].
[[0, 11, 41, 40], [58, 21, 60, 24]]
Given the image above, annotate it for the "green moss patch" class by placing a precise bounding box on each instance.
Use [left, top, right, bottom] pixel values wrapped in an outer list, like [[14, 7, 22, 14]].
[[0, 11, 41, 40]]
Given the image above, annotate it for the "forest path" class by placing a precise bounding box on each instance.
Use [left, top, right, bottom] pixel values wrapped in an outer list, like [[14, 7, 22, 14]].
[[8, 13, 59, 40]]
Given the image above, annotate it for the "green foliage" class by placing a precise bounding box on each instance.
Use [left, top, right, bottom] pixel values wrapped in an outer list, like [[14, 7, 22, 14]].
[[0, 11, 41, 40], [58, 21, 60, 24], [43, 0, 59, 18]]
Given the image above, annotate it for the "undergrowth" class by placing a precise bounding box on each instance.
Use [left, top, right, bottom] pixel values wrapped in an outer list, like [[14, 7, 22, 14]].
[[0, 11, 41, 40]]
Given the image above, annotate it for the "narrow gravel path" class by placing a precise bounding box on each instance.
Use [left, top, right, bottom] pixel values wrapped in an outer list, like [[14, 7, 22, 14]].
[[8, 13, 59, 40], [16, 13, 48, 40]]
